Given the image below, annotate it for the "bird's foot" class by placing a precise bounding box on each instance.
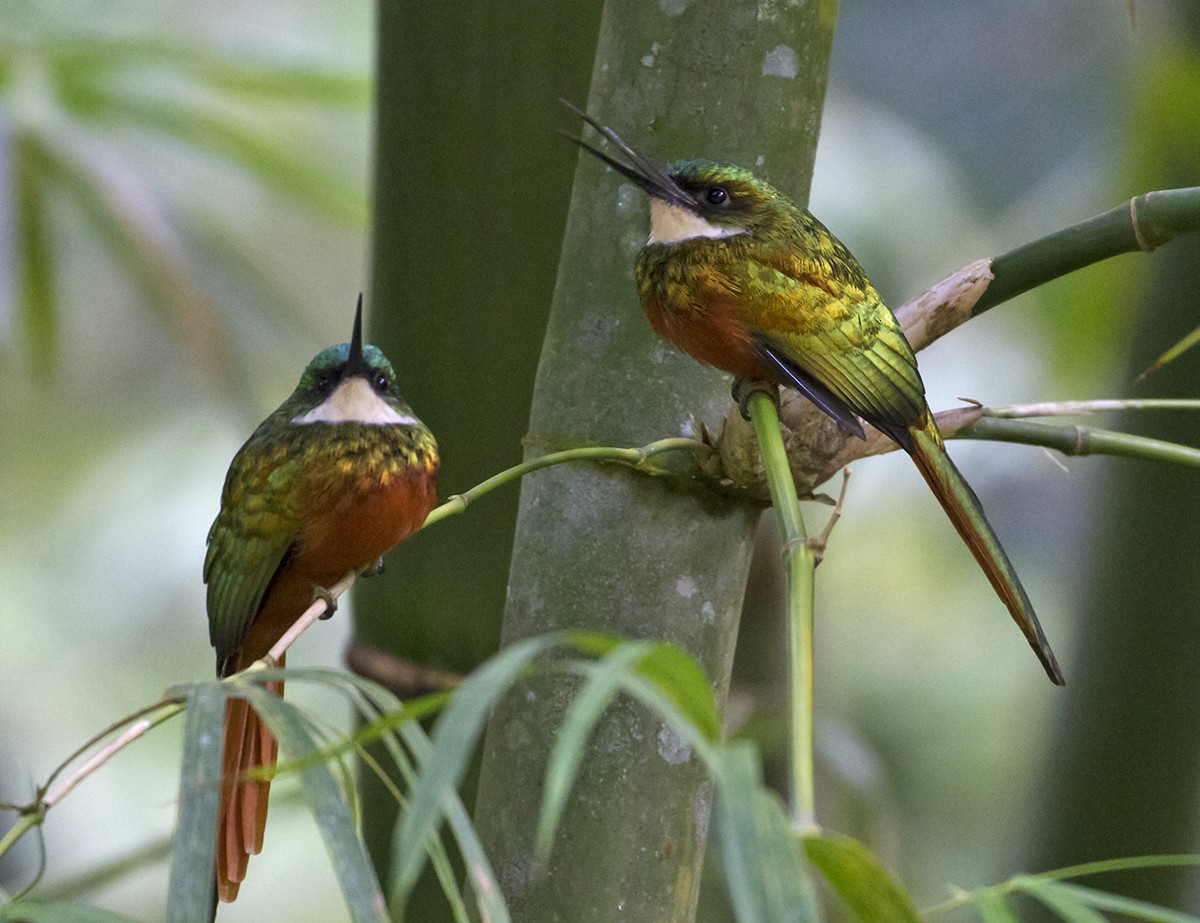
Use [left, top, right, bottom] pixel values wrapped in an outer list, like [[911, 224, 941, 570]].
[[313, 585, 339, 620], [806, 466, 852, 565], [731, 378, 779, 421], [359, 557, 386, 578]]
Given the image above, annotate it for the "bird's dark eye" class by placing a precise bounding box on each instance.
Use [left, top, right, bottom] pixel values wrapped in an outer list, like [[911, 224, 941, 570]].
[[315, 372, 335, 394], [372, 372, 389, 393], [705, 186, 729, 206]]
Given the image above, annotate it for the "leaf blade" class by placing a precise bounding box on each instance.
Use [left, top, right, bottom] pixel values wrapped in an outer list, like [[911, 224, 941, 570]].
[[165, 682, 227, 923]]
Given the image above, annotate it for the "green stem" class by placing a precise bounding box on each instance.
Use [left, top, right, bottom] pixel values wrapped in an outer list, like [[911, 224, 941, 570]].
[[958, 416, 1200, 466], [923, 854, 1200, 916], [421, 436, 707, 529], [0, 812, 41, 863], [747, 391, 816, 830], [976, 186, 1200, 315]]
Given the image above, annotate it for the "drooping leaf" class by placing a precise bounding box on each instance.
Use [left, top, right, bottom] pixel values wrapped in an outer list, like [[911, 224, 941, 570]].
[[1139, 322, 1200, 381], [397, 722, 510, 923], [1021, 879, 1200, 923], [711, 744, 818, 923], [13, 132, 56, 367], [389, 635, 559, 910], [165, 682, 227, 923], [1020, 879, 1106, 923], [535, 642, 654, 860], [0, 901, 142, 922], [972, 890, 1020, 923], [244, 685, 387, 923], [803, 831, 921, 923]]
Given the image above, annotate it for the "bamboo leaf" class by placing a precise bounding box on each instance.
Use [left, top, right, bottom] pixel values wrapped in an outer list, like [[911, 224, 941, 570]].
[[396, 722, 511, 923], [627, 641, 722, 743], [247, 668, 481, 923], [1022, 880, 1200, 923], [534, 638, 721, 862], [389, 635, 559, 910], [0, 902, 142, 922], [48, 37, 368, 108], [1139, 322, 1200, 380], [165, 682, 227, 923], [243, 685, 386, 923], [13, 132, 56, 368], [560, 633, 721, 741], [803, 831, 920, 923], [21, 123, 237, 390], [535, 642, 653, 860], [710, 744, 818, 923], [1020, 879, 1107, 923], [972, 891, 1020, 923], [77, 90, 365, 223]]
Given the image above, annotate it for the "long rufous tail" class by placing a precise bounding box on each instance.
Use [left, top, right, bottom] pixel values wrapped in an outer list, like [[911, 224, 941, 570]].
[[901, 415, 1064, 685], [214, 659, 284, 907]]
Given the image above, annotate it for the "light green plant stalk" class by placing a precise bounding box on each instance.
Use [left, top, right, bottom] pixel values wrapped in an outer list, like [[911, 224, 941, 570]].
[[747, 391, 817, 831]]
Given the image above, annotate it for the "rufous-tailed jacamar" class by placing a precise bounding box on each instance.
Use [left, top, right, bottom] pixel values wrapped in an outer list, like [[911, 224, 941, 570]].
[[204, 300, 438, 907], [564, 103, 1063, 686]]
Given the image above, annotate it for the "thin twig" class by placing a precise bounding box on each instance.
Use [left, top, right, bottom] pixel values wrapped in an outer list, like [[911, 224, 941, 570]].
[[987, 398, 1200, 418]]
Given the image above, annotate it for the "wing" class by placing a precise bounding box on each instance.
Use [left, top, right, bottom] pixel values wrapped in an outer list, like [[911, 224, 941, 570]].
[[729, 257, 928, 434], [204, 434, 304, 676]]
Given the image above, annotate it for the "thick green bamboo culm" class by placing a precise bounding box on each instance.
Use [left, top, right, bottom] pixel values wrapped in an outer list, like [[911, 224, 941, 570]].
[[469, 2, 836, 920]]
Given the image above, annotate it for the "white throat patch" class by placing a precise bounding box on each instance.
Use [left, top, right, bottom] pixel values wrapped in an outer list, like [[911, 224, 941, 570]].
[[647, 199, 747, 245], [292, 376, 418, 426]]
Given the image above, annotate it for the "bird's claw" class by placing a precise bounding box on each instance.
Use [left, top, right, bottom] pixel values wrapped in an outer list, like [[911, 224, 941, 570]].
[[359, 557, 386, 578], [731, 378, 779, 421], [807, 466, 852, 565]]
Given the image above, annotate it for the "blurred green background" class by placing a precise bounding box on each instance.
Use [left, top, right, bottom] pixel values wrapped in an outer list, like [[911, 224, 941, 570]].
[[1, 1, 1197, 921]]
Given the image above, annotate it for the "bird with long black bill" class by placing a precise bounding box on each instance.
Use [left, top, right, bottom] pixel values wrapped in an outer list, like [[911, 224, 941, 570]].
[[204, 298, 438, 912], [562, 101, 1063, 686]]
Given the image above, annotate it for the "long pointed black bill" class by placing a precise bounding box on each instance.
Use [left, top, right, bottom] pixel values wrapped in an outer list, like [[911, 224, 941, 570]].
[[559, 99, 695, 209], [345, 293, 368, 376]]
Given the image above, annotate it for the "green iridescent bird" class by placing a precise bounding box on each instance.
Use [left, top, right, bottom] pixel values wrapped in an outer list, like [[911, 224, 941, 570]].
[[565, 103, 1063, 685], [204, 300, 438, 907]]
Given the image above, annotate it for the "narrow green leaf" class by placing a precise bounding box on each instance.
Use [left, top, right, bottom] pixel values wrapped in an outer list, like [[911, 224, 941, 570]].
[[319, 671, 477, 923], [560, 633, 721, 741], [243, 686, 386, 923], [165, 683, 227, 923], [1140, 322, 1200, 380], [972, 891, 1020, 923], [80, 90, 365, 223], [803, 831, 921, 923], [0, 901, 141, 922], [711, 744, 818, 923], [245, 667, 479, 923], [1021, 879, 1200, 923], [1021, 879, 1106, 923], [390, 635, 558, 910], [630, 642, 722, 742], [48, 37, 369, 107], [397, 723, 511, 923], [23, 125, 238, 390], [535, 642, 654, 860], [13, 132, 56, 368]]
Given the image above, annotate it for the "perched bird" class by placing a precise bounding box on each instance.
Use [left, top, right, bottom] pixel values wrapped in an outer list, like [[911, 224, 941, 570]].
[[204, 300, 439, 908], [564, 103, 1063, 685]]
